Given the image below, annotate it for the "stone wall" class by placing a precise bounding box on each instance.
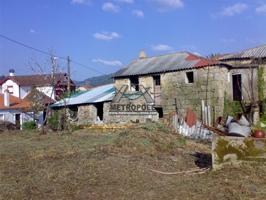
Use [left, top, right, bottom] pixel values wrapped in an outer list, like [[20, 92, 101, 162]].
[[139, 76, 154, 98], [77, 104, 97, 125], [161, 66, 229, 120], [115, 78, 130, 91], [212, 134, 266, 170]]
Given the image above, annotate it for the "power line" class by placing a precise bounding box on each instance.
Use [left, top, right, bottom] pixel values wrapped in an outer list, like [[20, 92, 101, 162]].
[[0, 33, 106, 75]]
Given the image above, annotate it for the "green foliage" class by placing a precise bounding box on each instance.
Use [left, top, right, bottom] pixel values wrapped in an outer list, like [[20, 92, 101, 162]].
[[48, 111, 59, 130], [223, 93, 242, 117], [258, 67, 265, 103], [22, 121, 37, 130]]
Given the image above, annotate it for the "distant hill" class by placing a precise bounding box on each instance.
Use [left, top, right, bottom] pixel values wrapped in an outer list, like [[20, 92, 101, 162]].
[[75, 73, 114, 87]]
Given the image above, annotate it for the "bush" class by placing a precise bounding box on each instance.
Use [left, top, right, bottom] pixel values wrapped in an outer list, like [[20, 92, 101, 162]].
[[22, 121, 37, 130], [48, 112, 59, 130]]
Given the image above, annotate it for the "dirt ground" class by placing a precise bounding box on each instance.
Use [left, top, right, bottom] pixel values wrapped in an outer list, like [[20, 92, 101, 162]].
[[0, 123, 266, 200]]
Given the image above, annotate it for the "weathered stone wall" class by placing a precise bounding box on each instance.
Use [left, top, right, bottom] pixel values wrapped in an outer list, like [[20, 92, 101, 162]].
[[77, 104, 97, 125], [115, 78, 130, 91], [139, 76, 154, 98], [212, 134, 266, 170], [160, 66, 230, 120]]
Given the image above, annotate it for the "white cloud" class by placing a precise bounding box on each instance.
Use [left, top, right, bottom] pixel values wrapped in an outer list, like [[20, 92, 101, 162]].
[[92, 59, 123, 66], [256, 4, 266, 14], [220, 3, 248, 16], [29, 29, 36, 34], [71, 0, 91, 5], [152, 44, 173, 51], [102, 2, 120, 13], [115, 0, 134, 4], [132, 9, 144, 17], [150, 0, 184, 11], [93, 32, 120, 41]]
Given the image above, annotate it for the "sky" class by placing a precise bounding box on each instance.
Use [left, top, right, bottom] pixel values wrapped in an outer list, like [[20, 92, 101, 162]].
[[0, 0, 266, 81]]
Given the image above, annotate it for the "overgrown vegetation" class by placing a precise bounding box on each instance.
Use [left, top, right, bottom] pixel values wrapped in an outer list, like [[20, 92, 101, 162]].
[[0, 129, 265, 200], [112, 122, 186, 155], [48, 111, 59, 130], [22, 121, 37, 130], [223, 93, 243, 117]]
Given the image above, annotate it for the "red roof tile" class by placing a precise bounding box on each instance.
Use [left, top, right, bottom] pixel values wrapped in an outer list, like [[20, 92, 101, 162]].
[[0, 73, 74, 87], [0, 94, 31, 110]]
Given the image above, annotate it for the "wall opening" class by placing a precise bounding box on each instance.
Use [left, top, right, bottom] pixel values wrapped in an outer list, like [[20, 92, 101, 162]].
[[155, 107, 164, 118], [232, 74, 242, 101], [153, 75, 161, 86], [185, 71, 194, 83], [130, 76, 139, 91], [15, 113, 20, 129], [95, 102, 104, 121]]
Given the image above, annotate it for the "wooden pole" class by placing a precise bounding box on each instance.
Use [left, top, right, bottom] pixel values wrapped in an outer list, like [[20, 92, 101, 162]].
[[67, 56, 71, 94]]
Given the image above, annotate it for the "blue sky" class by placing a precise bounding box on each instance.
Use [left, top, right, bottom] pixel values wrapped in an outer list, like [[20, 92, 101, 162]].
[[0, 0, 266, 81]]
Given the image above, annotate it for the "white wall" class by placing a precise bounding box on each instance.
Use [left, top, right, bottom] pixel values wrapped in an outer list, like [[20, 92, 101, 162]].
[[37, 86, 55, 99], [1, 80, 20, 98], [20, 86, 31, 99], [0, 110, 44, 129]]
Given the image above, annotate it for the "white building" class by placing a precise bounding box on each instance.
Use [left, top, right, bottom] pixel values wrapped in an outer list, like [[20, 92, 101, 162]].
[[0, 69, 75, 100]]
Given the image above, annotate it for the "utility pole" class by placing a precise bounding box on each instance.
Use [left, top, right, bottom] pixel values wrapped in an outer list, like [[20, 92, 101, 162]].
[[67, 56, 71, 94]]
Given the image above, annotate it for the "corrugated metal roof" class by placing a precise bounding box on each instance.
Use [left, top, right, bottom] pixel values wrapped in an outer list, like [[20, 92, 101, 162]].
[[51, 84, 115, 107], [114, 52, 215, 78], [220, 44, 266, 60]]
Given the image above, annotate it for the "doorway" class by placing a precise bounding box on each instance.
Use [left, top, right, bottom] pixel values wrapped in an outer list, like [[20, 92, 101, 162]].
[[15, 114, 21, 129], [232, 74, 242, 101], [95, 103, 104, 121], [155, 107, 164, 118]]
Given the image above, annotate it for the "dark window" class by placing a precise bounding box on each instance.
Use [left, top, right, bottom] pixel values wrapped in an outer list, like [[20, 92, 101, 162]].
[[153, 75, 161, 86], [130, 76, 139, 91], [232, 74, 242, 101], [186, 72, 194, 83]]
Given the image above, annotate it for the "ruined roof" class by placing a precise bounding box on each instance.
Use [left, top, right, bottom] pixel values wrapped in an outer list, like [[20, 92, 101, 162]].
[[220, 44, 266, 60], [114, 52, 216, 78], [24, 90, 55, 105], [0, 94, 31, 111], [51, 84, 115, 108], [0, 73, 74, 87]]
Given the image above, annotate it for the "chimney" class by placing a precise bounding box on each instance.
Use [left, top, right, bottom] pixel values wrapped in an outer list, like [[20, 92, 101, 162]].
[[4, 89, 10, 107], [9, 69, 15, 77], [139, 50, 147, 59]]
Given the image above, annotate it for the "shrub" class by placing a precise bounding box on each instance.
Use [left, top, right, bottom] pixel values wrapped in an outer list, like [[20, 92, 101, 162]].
[[48, 111, 59, 131], [22, 121, 37, 130]]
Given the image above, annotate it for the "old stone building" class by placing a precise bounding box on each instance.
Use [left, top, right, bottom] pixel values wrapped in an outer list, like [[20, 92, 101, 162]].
[[114, 44, 266, 123], [52, 44, 266, 125]]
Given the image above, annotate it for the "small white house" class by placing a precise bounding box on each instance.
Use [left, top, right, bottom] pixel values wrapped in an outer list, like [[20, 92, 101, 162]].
[[0, 89, 54, 129]]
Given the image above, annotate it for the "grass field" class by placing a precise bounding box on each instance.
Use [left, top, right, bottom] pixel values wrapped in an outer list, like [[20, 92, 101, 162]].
[[1, 123, 266, 200]]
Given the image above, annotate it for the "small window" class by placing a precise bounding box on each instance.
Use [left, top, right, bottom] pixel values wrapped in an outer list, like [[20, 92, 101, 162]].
[[130, 76, 139, 91], [7, 85, 13, 94], [153, 75, 161, 86], [185, 71, 194, 83]]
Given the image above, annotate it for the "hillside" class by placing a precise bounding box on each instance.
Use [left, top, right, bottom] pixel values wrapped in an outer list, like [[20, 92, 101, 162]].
[[75, 74, 114, 87]]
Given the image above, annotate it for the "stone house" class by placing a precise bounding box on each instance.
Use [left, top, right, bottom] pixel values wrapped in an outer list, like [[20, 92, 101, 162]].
[[51, 84, 116, 124], [113, 45, 266, 124]]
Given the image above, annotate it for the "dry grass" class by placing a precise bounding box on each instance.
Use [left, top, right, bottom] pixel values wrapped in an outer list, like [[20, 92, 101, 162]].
[[0, 123, 266, 200]]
